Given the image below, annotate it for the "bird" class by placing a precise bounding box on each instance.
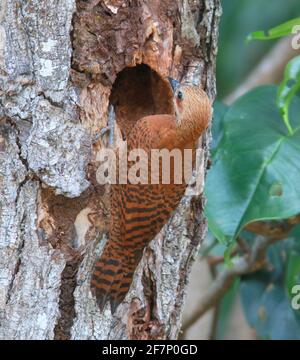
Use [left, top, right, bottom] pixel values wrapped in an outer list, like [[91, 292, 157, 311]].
[[91, 77, 212, 313]]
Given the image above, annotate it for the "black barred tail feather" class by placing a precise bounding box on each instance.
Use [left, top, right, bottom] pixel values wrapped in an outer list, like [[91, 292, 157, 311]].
[[108, 262, 135, 314], [90, 244, 122, 312], [91, 245, 142, 314], [91, 185, 185, 313]]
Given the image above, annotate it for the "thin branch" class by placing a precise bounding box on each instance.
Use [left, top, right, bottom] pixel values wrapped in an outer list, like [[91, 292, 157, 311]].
[[224, 36, 300, 105], [181, 235, 280, 335]]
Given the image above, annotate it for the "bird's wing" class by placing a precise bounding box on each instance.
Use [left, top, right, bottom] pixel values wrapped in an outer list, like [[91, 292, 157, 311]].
[[91, 114, 186, 312]]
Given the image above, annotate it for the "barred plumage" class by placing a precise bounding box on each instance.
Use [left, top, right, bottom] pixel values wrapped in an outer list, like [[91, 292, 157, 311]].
[[91, 82, 212, 313]]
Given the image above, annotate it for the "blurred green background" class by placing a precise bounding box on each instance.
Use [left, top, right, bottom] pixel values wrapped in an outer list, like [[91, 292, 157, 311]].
[[183, 0, 300, 340], [217, 0, 300, 98]]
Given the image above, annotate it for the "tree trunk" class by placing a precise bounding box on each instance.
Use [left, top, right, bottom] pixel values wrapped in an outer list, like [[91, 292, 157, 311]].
[[0, 0, 220, 340]]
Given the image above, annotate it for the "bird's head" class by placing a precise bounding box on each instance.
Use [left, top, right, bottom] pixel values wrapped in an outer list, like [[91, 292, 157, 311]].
[[168, 77, 212, 142]]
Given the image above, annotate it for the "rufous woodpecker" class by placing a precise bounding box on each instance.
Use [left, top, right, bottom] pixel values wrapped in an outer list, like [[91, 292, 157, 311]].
[[91, 77, 212, 313]]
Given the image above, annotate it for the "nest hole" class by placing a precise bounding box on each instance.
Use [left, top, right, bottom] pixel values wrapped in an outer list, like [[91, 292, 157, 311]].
[[110, 64, 174, 139]]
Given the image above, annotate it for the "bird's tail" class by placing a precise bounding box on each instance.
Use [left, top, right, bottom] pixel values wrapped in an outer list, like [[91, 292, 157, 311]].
[[91, 243, 142, 313]]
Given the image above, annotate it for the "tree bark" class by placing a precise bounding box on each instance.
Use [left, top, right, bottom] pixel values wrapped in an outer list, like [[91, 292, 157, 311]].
[[0, 0, 220, 340]]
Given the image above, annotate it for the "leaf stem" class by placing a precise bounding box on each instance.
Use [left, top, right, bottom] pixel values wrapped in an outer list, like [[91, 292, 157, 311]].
[[283, 110, 294, 135]]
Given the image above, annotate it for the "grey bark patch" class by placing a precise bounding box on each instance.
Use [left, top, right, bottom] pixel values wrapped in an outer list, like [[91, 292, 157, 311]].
[[25, 98, 91, 197]]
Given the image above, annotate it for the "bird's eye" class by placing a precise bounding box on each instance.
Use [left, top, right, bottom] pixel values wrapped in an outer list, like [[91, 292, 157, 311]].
[[177, 91, 183, 100]]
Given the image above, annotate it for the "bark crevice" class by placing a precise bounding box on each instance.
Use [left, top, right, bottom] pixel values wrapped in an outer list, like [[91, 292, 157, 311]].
[[5, 213, 26, 305], [54, 256, 83, 340]]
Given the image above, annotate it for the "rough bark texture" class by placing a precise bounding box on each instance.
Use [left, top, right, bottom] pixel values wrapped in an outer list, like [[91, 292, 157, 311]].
[[0, 0, 221, 340]]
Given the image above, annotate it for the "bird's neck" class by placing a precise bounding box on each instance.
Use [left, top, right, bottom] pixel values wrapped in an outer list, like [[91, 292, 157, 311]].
[[175, 117, 201, 145]]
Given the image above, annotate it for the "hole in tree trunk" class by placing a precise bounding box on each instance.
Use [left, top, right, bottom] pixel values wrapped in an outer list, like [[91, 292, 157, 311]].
[[109, 64, 174, 139]]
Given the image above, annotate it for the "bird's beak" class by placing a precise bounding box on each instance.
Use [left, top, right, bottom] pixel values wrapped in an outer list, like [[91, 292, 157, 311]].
[[168, 77, 180, 93]]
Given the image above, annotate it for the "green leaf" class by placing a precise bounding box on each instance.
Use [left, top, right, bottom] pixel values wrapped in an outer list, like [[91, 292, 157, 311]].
[[286, 252, 300, 296], [241, 275, 300, 339], [277, 56, 300, 135], [247, 17, 300, 42], [224, 243, 235, 267], [240, 238, 300, 340], [285, 224, 300, 296], [205, 86, 300, 245]]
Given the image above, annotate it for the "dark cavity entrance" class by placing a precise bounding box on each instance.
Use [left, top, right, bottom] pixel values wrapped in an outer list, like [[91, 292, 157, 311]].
[[110, 64, 174, 140]]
